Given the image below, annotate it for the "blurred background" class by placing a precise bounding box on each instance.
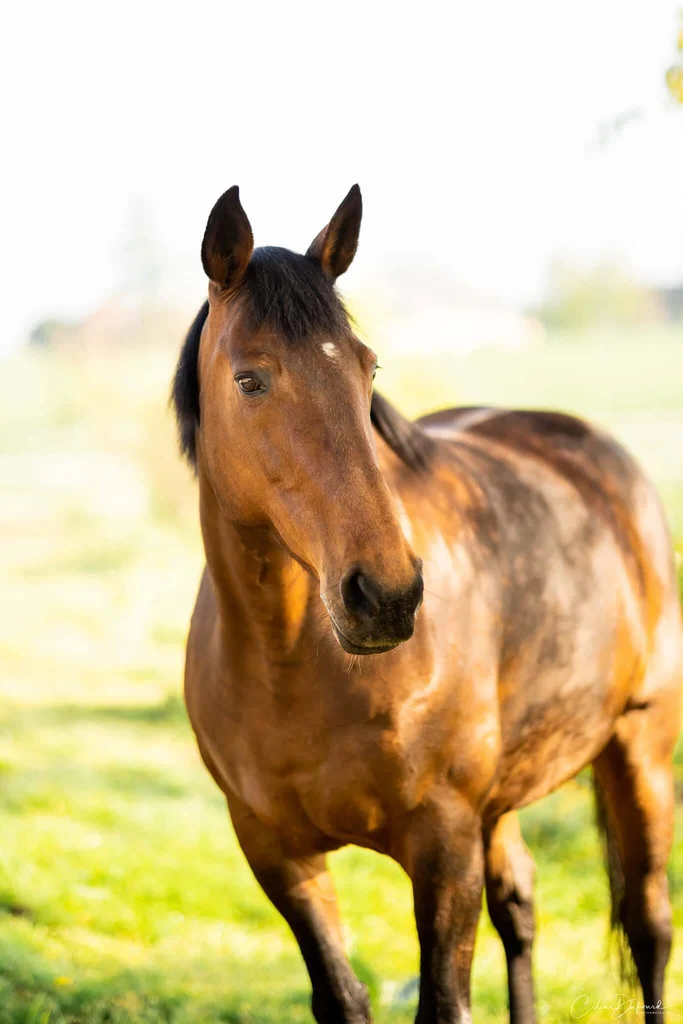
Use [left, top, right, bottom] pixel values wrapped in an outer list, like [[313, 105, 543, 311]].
[[1, 1, 682, 1022]]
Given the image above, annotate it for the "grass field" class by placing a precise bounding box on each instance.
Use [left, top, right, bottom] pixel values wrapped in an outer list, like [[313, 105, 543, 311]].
[[1, 326, 682, 1023]]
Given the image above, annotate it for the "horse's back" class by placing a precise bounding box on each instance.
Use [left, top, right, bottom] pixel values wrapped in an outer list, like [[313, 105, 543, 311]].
[[420, 404, 639, 489], [419, 404, 677, 595]]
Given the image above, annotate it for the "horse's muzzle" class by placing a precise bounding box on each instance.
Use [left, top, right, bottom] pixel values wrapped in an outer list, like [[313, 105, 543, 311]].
[[331, 563, 424, 654]]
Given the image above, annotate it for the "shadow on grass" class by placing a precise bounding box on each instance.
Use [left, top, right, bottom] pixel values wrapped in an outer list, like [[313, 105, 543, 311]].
[[0, 934, 416, 1024], [519, 778, 595, 858], [0, 938, 315, 1024], [100, 765, 188, 799], [0, 695, 188, 732], [0, 898, 33, 921], [86, 695, 188, 727], [0, 694, 209, 826]]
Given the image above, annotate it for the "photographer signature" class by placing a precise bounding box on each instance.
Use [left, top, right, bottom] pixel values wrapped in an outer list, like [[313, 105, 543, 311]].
[[571, 994, 667, 1018]]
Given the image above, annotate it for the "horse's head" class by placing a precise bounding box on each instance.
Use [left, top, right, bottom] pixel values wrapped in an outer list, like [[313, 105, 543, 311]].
[[185, 185, 423, 654]]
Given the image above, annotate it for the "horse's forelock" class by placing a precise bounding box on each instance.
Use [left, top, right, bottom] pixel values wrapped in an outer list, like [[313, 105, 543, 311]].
[[240, 246, 350, 342]]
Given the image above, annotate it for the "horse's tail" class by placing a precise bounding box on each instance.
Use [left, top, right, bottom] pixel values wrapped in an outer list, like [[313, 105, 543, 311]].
[[592, 769, 637, 985]]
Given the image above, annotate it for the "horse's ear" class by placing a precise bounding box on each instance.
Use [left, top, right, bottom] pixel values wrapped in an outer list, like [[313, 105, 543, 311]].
[[306, 184, 362, 281], [201, 185, 254, 290]]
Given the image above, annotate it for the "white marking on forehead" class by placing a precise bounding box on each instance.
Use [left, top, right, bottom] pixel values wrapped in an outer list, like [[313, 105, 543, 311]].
[[321, 342, 338, 360]]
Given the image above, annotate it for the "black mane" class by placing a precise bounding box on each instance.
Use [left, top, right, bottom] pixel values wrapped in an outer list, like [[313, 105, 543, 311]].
[[171, 299, 206, 465], [171, 249, 434, 473], [242, 247, 350, 341], [370, 391, 434, 472]]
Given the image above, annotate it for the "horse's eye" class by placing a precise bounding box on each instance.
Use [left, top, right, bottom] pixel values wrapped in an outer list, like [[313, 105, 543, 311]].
[[236, 375, 265, 395]]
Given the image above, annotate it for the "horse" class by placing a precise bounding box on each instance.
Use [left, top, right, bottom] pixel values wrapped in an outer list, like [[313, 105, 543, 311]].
[[173, 184, 682, 1024]]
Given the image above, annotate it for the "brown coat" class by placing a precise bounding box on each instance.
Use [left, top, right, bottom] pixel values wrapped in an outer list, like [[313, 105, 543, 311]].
[[175, 185, 682, 1024]]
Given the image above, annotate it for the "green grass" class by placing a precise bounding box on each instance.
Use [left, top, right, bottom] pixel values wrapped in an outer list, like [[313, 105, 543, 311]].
[[1, 330, 682, 1023]]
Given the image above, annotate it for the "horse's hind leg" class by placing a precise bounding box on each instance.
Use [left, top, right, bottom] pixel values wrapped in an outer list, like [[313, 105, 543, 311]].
[[484, 812, 536, 1024], [592, 698, 678, 1021]]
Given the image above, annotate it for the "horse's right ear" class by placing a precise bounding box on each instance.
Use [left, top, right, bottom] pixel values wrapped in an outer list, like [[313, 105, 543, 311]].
[[201, 185, 254, 290]]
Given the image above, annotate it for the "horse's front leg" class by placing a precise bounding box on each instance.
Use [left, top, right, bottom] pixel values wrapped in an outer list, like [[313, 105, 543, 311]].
[[398, 792, 484, 1024], [227, 792, 371, 1024]]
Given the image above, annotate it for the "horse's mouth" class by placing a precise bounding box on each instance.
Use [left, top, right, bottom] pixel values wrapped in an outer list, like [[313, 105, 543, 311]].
[[330, 620, 402, 656]]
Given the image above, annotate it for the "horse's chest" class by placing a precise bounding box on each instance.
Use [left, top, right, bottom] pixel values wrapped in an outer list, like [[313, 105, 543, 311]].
[[211, 700, 410, 849]]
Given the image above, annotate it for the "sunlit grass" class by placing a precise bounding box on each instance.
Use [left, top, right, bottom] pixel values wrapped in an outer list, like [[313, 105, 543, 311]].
[[0, 335, 681, 1023]]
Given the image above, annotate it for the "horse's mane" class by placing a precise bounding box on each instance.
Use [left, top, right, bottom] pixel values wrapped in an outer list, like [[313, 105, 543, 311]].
[[369, 392, 434, 472], [171, 250, 434, 473], [171, 300, 206, 466]]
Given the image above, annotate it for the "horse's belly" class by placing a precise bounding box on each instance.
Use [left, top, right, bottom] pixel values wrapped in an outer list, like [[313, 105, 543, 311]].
[[486, 636, 638, 817], [483, 524, 647, 818], [486, 703, 615, 818]]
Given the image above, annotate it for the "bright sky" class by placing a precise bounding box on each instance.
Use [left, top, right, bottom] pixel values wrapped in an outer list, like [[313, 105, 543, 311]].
[[1, 0, 682, 350]]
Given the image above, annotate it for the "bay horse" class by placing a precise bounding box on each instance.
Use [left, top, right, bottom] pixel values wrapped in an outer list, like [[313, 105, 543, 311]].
[[173, 184, 682, 1024]]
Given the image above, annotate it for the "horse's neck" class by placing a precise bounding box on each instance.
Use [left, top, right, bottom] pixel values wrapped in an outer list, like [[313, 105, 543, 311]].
[[199, 480, 314, 660]]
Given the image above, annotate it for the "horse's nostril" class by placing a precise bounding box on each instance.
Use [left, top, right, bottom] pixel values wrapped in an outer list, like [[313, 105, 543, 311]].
[[340, 568, 424, 628], [356, 573, 382, 612], [341, 570, 381, 620], [412, 571, 424, 613]]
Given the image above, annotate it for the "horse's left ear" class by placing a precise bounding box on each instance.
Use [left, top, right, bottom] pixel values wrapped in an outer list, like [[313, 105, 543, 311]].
[[306, 185, 362, 281]]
